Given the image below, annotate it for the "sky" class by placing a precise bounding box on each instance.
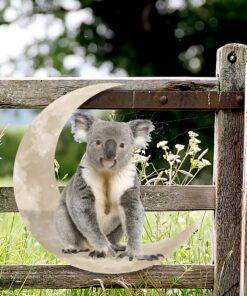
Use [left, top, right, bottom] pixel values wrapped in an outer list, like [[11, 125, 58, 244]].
[[0, 110, 36, 127]]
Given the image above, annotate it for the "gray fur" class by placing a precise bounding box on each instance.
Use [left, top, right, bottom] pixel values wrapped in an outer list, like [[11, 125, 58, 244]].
[[54, 111, 159, 260], [119, 177, 144, 255]]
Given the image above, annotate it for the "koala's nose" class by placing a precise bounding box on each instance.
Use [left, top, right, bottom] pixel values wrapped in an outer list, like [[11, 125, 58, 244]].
[[104, 139, 117, 160]]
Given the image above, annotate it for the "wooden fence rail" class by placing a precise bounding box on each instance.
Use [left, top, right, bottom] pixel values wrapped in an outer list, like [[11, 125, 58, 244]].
[[0, 78, 244, 110], [0, 43, 246, 295], [0, 185, 215, 212], [0, 264, 214, 290]]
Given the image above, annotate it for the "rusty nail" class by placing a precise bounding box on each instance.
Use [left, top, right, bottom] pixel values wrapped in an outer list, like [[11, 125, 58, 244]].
[[159, 95, 168, 104], [236, 95, 244, 104]]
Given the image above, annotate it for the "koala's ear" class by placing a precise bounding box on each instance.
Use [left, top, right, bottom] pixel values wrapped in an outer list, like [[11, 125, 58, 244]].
[[128, 119, 154, 149], [71, 111, 95, 143]]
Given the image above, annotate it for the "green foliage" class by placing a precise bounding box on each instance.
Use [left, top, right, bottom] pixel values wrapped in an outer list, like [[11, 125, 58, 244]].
[[0, 126, 84, 179], [0, 0, 247, 76], [0, 128, 24, 178], [55, 126, 87, 180], [0, 126, 7, 161]]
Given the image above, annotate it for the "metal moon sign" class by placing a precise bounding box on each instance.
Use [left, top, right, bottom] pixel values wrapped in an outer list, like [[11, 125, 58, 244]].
[[13, 83, 199, 274]]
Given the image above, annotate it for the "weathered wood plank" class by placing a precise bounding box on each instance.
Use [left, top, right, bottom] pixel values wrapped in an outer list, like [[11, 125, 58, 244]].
[[141, 185, 215, 211], [0, 264, 214, 289], [0, 78, 218, 109], [0, 185, 215, 213], [214, 43, 247, 296], [240, 63, 247, 295]]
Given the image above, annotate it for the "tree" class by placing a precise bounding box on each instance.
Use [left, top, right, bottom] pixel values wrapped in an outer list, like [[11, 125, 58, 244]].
[[0, 0, 246, 76]]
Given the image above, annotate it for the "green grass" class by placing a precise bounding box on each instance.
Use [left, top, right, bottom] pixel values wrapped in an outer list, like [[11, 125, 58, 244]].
[[0, 177, 13, 186], [0, 211, 213, 295]]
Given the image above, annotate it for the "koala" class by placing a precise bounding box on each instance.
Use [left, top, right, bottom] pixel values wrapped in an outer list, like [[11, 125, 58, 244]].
[[54, 111, 162, 261]]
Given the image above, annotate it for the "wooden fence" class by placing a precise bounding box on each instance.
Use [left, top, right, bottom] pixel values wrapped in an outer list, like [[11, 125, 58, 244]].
[[0, 43, 246, 295]]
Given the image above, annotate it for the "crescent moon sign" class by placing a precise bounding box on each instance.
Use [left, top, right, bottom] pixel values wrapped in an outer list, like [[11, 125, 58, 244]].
[[13, 83, 200, 274]]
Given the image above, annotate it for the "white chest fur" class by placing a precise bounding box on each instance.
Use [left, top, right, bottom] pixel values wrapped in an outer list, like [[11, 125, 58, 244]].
[[81, 160, 136, 235]]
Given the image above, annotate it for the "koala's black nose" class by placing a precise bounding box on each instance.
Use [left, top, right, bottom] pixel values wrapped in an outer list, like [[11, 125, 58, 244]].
[[105, 139, 117, 160]]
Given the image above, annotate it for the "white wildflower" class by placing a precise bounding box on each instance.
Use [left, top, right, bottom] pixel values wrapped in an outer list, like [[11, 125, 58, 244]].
[[166, 152, 180, 164], [188, 131, 199, 138], [190, 159, 202, 168], [133, 147, 141, 154], [132, 153, 150, 164], [157, 140, 169, 150], [175, 144, 185, 152], [189, 138, 201, 146], [188, 136, 201, 155], [201, 158, 211, 167], [188, 145, 202, 155], [191, 158, 211, 169]]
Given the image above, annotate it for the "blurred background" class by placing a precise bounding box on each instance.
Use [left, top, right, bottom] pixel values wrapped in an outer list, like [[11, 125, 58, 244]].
[[0, 0, 247, 184]]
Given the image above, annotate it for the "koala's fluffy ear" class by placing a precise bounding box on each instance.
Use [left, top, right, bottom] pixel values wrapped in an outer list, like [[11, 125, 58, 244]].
[[128, 119, 154, 149], [71, 111, 95, 143]]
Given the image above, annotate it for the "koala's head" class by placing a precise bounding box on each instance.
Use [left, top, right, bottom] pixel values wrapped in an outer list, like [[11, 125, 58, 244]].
[[71, 111, 154, 171]]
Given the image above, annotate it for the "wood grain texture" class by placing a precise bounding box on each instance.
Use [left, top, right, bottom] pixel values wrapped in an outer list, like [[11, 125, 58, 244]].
[[240, 63, 247, 295], [0, 78, 218, 108], [0, 185, 215, 212], [0, 264, 214, 289], [214, 43, 247, 296]]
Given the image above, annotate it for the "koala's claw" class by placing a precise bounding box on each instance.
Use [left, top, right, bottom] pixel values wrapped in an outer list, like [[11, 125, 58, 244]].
[[89, 250, 106, 258], [136, 253, 164, 261], [62, 247, 89, 254], [117, 251, 134, 261], [118, 252, 164, 261]]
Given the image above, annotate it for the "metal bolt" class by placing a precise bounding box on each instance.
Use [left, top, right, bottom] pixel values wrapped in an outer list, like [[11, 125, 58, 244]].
[[228, 52, 237, 63], [236, 95, 244, 104], [159, 95, 168, 104]]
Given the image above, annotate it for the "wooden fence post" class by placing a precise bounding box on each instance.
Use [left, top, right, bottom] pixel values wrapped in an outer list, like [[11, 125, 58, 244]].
[[214, 43, 247, 295], [240, 63, 247, 295]]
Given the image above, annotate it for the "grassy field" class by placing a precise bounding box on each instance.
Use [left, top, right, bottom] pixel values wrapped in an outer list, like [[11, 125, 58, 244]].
[[0, 209, 213, 295]]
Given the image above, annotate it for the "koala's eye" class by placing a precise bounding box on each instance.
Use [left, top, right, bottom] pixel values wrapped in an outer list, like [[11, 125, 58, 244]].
[[96, 140, 101, 145], [120, 143, 125, 148]]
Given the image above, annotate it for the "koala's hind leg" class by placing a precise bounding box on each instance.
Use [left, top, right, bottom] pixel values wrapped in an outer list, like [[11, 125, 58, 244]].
[[54, 201, 89, 254], [107, 224, 126, 252], [118, 186, 164, 261]]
